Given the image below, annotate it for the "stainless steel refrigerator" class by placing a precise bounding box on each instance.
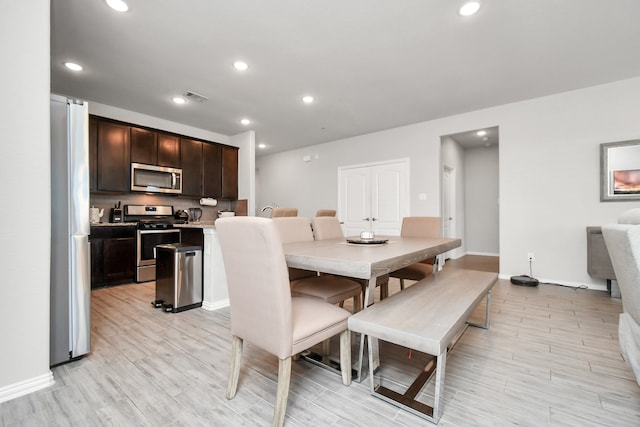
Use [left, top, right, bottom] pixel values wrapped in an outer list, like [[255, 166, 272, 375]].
[[50, 94, 91, 366]]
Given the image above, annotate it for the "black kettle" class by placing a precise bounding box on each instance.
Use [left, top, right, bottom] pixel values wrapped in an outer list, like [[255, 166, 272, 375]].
[[174, 210, 189, 222]]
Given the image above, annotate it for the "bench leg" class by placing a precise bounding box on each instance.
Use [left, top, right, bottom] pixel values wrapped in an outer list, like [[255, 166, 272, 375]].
[[367, 336, 447, 424], [466, 289, 492, 330]]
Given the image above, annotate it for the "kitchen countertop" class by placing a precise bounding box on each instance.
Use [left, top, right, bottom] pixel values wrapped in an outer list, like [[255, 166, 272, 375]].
[[173, 222, 216, 229], [90, 222, 137, 227]]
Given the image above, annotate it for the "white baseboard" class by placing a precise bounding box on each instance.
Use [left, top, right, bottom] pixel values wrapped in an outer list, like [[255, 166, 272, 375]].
[[0, 371, 55, 404], [466, 251, 500, 257], [202, 299, 229, 311]]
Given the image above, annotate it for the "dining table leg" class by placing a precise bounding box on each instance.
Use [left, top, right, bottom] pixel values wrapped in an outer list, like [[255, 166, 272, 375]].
[[355, 276, 381, 381]]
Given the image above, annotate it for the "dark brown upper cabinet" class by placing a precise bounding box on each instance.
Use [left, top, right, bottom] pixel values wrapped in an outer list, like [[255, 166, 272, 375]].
[[222, 146, 239, 199], [95, 120, 130, 192], [89, 116, 98, 192], [180, 138, 203, 197], [157, 133, 180, 168], [130, 127, 157, 165], [202, 142, 222, 198], [131, 128, 180, 168]]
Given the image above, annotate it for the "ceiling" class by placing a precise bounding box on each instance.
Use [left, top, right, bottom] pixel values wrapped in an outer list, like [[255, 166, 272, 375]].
[[51, 1, 640, 155]]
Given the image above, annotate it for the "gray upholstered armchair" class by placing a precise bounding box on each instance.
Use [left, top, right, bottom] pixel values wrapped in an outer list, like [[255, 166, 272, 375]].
[[602, 208, 640, 386]]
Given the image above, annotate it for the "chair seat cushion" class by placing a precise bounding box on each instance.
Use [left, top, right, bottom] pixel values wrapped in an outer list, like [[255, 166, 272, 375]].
[[390, 262, 434, 281], [291, 297, 350, 354], [291, 275, 361, 305]]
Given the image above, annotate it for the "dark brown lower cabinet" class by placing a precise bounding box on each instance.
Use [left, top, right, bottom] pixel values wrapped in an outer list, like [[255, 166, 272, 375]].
[[91, 226, 136, 288], [180, 228, 205, 247]]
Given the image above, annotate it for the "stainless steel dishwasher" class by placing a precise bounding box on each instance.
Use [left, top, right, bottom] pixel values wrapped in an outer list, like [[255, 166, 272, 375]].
[[154, 244, 203, 312]]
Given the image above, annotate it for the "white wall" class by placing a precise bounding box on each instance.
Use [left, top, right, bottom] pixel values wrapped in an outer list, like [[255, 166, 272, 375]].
[[256, 76, 640, 289], [231, 130, 256, 215], [465, 145, 499, 256], [441, 136, 466, 258], [257, 123, 442, 218], [0, 0, 54, 401]]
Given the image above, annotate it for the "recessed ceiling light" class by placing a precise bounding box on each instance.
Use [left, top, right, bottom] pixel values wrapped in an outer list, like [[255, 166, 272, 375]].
[[302, 95, 314, 104], [477, 130, 487, 136], [240, 118, 251, 125], [258, 143, 266, 149], [106, 0, 129, 12], [233, 61, 249, 71], [64, 62, 83, 71], [172, 97, 187, 105], [459, 1, 480, 16]]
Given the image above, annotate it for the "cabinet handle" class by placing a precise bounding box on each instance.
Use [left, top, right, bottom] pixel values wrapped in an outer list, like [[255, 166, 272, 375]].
[[372, 218, 377, 221], [362, 217, 370, 221]]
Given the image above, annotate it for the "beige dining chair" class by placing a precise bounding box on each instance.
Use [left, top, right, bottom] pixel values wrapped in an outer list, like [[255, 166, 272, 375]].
[[311, 216, 390, 301], [271, 207, 298, 218], [272, 217, 363, 312], [390, 216, 442, 290], [216, 217, 352, 427], [315, 209, 337, 217]]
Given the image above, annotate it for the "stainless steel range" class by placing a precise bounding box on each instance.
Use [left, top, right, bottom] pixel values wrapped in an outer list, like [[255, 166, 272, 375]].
[[123, 205, 181, 282]]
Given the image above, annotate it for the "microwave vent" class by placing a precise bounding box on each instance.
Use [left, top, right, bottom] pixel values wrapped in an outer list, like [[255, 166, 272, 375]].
[[184, 91, 208, 102]]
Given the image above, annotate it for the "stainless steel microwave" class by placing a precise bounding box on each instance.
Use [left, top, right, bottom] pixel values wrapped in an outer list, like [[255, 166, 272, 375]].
[[131, 163, 182, 194]]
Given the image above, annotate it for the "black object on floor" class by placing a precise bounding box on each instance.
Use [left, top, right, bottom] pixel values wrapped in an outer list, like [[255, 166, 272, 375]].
[[510, 275, 539, 286]]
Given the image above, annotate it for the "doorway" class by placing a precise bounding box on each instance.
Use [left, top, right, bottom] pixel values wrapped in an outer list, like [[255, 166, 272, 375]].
[[441, 126, 500, 259]]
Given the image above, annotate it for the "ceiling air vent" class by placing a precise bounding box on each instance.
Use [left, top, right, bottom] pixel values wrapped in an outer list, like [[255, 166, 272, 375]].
[[184, 91, 208, 102]]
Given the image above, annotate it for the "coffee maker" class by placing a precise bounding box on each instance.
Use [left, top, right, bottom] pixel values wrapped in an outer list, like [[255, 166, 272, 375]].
[[110, 201, 123, 223]]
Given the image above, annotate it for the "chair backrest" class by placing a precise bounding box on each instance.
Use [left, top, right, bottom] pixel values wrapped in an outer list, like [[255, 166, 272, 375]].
[[311, 216, 344, 240], [215, 217, 293, 359], [271, 207, 298, 218], [272, 217, 313, 243], [272, 217, 316, 281], [315, 209, 337, 217], [400, 216, 442, 238], [602, 209, 640, 324]]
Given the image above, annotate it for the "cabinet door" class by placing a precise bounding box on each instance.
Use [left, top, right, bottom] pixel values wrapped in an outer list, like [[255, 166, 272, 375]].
[[90, 238, 104, 288], [103, 237, 135, 282], [180, 138, 203, 197], [97, 121, 130, 192], [130, 127, 157, 165], [202, 142, 222, 198], [89, 116, 98, 192], [222, 146, 239, 199], [157, 133, 180, 168]]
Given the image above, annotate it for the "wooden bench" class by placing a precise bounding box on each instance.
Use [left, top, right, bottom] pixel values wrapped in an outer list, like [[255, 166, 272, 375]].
[[348, 268, 497, 424]]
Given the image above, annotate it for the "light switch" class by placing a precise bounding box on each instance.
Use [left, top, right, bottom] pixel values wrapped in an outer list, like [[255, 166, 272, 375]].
[[418, 193, 427, 201]]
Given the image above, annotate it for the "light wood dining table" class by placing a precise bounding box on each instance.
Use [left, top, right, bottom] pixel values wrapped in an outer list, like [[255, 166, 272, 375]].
[[282, 235, 462, 381]]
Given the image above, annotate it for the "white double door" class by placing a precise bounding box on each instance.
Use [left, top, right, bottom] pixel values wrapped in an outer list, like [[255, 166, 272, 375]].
[[338, 159, 409, 237]]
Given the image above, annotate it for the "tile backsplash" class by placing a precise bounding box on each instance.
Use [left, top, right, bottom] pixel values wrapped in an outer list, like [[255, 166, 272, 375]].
[[90, 193, 234, 223]]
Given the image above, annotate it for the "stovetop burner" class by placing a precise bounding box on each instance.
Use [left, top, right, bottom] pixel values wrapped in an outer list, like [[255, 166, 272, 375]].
[[124, 204, 175, 228]]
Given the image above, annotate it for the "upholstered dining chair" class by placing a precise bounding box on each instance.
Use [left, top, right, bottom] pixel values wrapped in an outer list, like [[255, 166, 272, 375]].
[[390, 216, 442, 290], [602, 208, 640, 386], [311, 216, 390, 301], [271, 207, 298, 217], [272, 216, 363, 312], [315, 209, 337, 217], [216, 217, 352, 426]]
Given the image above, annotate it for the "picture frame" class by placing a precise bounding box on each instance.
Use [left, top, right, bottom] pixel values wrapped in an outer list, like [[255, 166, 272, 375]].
[[600, 139, 640, 201]]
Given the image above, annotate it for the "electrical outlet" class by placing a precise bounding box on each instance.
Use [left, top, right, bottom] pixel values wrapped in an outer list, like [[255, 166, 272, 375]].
[[527, 252, 535, 262]]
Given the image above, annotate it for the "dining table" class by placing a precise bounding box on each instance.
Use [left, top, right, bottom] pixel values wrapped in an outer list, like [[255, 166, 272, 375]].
[[282, 235, 462, 381]]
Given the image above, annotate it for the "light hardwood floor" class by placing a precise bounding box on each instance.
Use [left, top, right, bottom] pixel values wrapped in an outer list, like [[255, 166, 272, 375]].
[[2, 256, 639, 426]]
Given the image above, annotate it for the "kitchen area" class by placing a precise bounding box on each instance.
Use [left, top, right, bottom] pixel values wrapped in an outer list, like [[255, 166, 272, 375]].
[[88, 114, 244, 304]]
